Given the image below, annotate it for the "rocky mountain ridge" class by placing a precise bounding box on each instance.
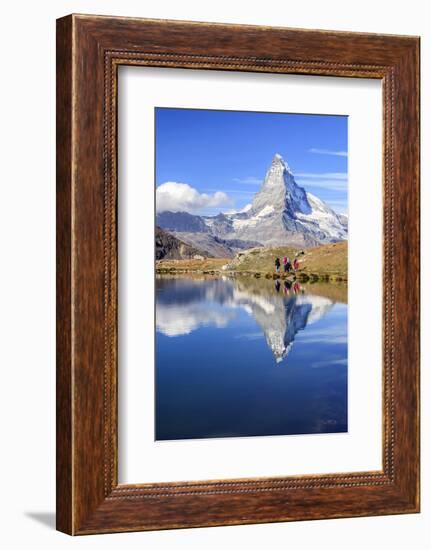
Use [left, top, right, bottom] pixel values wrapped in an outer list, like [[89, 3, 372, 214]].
[[155, 226, 205, 260]]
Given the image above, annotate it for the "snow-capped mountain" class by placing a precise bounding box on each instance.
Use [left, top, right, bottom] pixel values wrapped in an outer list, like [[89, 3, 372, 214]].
[[156, 153, 347, 252]]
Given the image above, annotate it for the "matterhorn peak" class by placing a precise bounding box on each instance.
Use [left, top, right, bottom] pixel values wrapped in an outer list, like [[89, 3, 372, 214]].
[[272, 153, 292, 173], [272, 153, 290, 168], [251, 153, 310, 216]]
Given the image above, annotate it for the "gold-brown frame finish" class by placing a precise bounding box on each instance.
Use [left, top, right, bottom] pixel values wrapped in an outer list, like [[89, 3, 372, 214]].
[[56, 14, 420, 534]]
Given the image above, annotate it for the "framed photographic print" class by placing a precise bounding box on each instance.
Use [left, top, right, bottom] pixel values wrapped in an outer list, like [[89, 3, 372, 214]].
[[56, 14, 420, 535]]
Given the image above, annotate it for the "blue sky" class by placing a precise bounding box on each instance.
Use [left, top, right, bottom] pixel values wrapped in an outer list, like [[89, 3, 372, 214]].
[[155, 108, 348, 215]]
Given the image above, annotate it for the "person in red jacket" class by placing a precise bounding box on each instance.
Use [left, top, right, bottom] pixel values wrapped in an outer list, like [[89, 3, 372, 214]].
[[293, 257, 299, 272]]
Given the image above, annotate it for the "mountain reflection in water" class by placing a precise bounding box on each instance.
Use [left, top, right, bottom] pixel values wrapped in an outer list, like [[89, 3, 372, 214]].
[[156, 276, 344, 363], [155, 276, 348, 440]]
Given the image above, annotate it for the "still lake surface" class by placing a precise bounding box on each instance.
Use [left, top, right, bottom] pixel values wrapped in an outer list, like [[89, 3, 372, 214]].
[[155, 276, 348, 441]]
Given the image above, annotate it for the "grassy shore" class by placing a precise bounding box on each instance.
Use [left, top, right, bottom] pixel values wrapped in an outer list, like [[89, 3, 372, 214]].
[[156, 257, 229, 273], [156, 241, 348, 282]]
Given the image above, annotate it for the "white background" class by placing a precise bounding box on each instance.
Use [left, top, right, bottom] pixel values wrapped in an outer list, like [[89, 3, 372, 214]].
[[118, 67, 382, 483], [0, 1, 428, 548]]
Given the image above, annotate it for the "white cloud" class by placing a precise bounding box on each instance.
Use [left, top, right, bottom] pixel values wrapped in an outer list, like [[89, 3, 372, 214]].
[[294, 172, 348, 192], [295, 172, 347, 180], [234, 332, 264, 341], [299, 326, 347, 345], [311, 358, 348, 368], [156, 181, 231, 213], [296, 180, 347, 192], [309, 148, 348, 157], [223, 203, 252, 215], [232, 176, 262, 185], [207, 188, 255, 195], [156, 304, 235, 336], [325, 199, 349, 206]]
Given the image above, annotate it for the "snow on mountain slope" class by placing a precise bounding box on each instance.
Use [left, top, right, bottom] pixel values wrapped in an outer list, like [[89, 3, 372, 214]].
[[297, 192, 347, 241]]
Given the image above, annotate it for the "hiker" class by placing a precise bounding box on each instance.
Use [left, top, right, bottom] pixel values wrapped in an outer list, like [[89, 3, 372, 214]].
[[275, 280, 281, 293], [283, 280, 291, 296], [293, 257, 299, 272], [293, 281, 301, 294], [275, 257, 281, 273], [283, 256, 290, 273]]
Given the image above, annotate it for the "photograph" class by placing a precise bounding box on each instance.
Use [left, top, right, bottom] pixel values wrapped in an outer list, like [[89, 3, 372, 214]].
[[0, 1, 423, 544], [155, 107, 349, 440]]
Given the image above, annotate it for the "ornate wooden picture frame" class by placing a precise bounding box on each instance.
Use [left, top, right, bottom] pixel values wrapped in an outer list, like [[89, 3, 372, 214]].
[[56, 14, 420, 535]]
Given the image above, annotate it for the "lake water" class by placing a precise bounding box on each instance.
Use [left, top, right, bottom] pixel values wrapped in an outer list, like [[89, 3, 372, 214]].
[[155, 276, 348, 441]]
